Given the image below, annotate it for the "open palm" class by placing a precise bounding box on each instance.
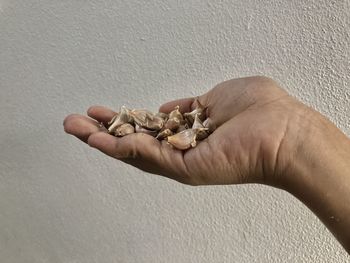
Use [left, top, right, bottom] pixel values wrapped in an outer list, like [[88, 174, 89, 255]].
[[64, 76, 312, 186]]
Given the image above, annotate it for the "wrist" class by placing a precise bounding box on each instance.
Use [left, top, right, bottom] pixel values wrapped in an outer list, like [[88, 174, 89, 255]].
[[280, 108, 350, 251], [282, 109, 350, 194]]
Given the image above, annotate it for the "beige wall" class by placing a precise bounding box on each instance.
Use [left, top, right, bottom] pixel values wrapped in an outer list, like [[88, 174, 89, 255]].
[[1, 0, 349, 262]]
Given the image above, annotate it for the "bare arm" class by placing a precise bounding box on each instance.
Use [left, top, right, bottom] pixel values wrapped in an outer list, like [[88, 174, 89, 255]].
[[281, 110, 350, 252]]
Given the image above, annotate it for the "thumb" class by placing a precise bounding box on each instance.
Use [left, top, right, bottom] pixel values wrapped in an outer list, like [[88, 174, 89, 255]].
[[158, 91, 210, 113], [159, 97, 195, 114]]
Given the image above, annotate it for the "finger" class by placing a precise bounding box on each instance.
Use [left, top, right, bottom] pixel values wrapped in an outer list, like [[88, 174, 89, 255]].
[[63, 114, 104, 143], [87, 132, 190, 182], [87, 105, 117, 125], [159, 97, 195, 114], [87, 131, 162, 160]]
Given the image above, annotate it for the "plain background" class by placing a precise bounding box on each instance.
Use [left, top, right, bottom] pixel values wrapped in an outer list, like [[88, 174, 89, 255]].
[[1, 0, 349, 262]]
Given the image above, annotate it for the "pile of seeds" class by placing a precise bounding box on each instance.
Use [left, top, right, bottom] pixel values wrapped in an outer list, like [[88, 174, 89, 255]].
[[107, 99, 215, 150]]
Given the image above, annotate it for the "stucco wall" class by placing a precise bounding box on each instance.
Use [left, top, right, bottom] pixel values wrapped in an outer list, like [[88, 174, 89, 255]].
[[1, 0, 349, 262]]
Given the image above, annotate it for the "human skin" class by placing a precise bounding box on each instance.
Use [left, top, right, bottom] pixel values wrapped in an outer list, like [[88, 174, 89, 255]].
[[63, 76, 350, 253]]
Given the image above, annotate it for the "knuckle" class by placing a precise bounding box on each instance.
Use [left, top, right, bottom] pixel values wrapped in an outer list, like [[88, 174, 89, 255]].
[[246, 76, 284, 99], [252, 75, 277, 86]]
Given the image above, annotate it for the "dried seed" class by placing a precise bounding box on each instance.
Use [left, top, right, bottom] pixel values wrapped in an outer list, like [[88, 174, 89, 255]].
[[155, 112, 169, 121], [203, 117, 216, 134], [169, 106, 184, 121], [108, 113, 119, 126], [164, 117, 181, 131], [166, 128, 208, 150], [145, 116, 164, 131], [176, 123, 189, 133], [167, 129, 197, 150], [183, 98, 206, 125], [108, 106, 133, 134], [130, 109, 154, 120], [129, 109, 153, 124], [196, 130, 209, 140], [156, 129, 173, 140], [192, 114, 204, 129], [115, 123, 135, 137], [192, 114, 209, 140], [130, 109, 164, 131]]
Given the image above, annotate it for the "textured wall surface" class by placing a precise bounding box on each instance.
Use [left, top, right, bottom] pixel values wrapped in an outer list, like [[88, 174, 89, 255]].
[[1, 0, 349, 262]]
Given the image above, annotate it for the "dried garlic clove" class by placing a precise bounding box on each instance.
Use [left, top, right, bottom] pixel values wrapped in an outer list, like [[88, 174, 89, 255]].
[[168, 106, 184, 121], [192, 114, 209, 140], [135, 124, 158, 137], [115, 123, 135, 137], [194, 127, 209, 139], [130, 109, 164, 131], [156, 129, 173, 140], [108, 113, 119, 126], [196, 129, 209, 140], [176, 123, 189, 133], [164, 117, 181, 131], [203, 118, 216, 134], [144, 116, 164, 131], [167, 128, 205, 150], [108, 106, 133, 134], [192, 114, 205, 129], [155, 112, 169, 121], [167, 129, 196, 150], [129, 109, 154, 123], [183, 99, 206, 125]]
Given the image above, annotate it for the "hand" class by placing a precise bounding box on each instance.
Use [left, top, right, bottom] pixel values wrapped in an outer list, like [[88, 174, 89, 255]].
[[64, 76, 350, 251], [63, 76, 320, 187]]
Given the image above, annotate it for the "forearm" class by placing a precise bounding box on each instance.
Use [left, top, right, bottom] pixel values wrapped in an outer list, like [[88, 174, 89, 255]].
[[284, 113, 350, 252]]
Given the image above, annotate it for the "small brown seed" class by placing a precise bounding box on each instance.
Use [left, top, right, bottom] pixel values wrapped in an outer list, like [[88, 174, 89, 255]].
[[176, 123, 189, 133], [108, 106, 133, 134], [203, 118, 216, 134], [169, 105, 184, 121], [192, 114, 209, 140], [166, 128, 208, 150], [156, 129, 173, 140], [155, 112, 169, 121], [115, 123, 135, 137], [164, 117, 181, 131], [108, 113, 119, 126], [183, 98, 206, 125], [130, 109, 164, 131], [167, 129, 197, 150], [135, 124, 158, 137]]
